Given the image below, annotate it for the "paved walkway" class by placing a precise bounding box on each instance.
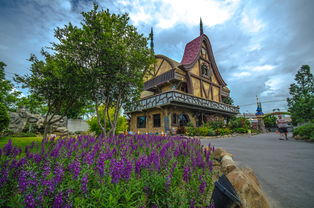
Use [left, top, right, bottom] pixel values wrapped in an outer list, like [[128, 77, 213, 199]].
[[200, 133, 314, 208]]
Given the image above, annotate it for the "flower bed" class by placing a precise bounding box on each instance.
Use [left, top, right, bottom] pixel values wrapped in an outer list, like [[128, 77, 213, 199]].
[[0, 135, 215, 207]]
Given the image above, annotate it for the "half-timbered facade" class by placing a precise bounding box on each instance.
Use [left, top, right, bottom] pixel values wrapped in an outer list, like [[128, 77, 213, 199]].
[[127, 28, 239, 134]]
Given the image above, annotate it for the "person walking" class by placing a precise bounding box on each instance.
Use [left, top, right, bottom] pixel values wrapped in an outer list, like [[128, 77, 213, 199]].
[[276, 115, 288, 140]]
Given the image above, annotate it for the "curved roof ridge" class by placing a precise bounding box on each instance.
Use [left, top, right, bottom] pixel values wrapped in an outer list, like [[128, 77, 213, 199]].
[[179, 34, 226, 86]]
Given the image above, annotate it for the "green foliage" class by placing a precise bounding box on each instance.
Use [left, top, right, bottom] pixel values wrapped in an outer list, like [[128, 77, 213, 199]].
[[228, 117, 250, 129], [205, 120, 224, 129], [51, 4, 153, 135], [293, 123, 314, 140], [287, 65, 314, 124], [215, 128, 232, 135], [263, 115, 277, 128], [0, 102, 10, 132], [222, 96, 234, 105], [88, 106, 128, 135], [15, 52, 89, 138], [232, 128, 248, 134], [186, 126, 216, 136]]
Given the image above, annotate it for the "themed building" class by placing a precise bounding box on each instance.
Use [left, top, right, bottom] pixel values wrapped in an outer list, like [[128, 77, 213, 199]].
[[127, 20, 239, 134]]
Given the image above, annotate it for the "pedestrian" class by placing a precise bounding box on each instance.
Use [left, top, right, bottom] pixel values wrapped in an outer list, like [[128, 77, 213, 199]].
[[276, 115, 288, 140]]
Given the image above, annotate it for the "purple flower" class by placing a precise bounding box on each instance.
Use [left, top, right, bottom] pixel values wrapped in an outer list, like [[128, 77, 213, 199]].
[[24, 194, 36, 208], [68, 160, 81, 178], [81, 175, 88, 193], [54, 164, 64, 184], [199, 180, 206, 194], [53, 192, 63, 208], [3, 139, 13, 156], [183, 166, 191, 182]]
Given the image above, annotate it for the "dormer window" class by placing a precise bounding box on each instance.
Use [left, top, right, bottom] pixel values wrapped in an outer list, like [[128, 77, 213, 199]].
[[201, 63, 209, 77]]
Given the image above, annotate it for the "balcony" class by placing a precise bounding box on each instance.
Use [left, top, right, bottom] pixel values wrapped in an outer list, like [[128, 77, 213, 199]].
[[128, 90, 239, 115], [144, 69, 183, 91]]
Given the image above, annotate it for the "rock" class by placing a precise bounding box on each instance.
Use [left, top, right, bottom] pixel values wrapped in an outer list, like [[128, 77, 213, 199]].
[[227, 168, 270, 208], [213, 148, 233, 161], [221, 155, 237, 174]]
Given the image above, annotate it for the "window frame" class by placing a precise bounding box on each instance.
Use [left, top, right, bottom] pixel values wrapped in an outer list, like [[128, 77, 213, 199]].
[[137, 116, 146, 128], [153, 114, 161, 128]]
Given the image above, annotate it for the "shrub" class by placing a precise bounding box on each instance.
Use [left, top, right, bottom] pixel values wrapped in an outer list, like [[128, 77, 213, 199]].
[[232, 128, 248, 134], [293, 123, 314, 140], [263, 116, 277, 128], [195, 127, 209, 136], [228, 117, 250, 129], [207, 128, 216, 136], [215, 128, 232, 135], [186, 126, 195, 136], [205, 120, 224, 129]]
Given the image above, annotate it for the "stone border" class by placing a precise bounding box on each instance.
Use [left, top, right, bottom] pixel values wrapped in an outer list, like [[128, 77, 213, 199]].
[[195, 133, 259, 139], [209, 147, 270, 208]]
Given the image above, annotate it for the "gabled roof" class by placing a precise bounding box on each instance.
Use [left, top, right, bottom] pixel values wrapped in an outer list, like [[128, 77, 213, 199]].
[[179, 34, 226, 86]]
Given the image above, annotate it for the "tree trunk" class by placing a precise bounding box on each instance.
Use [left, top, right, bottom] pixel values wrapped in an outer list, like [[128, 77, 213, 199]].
[[110, 93, 122, 136], [95, 100, 106, 137]]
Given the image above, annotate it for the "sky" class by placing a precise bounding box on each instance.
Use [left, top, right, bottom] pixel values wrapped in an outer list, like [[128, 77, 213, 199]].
[[1, 0, 313, 114]]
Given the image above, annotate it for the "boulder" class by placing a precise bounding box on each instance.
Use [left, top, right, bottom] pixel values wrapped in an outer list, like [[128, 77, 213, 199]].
[[227, 168, 270, 208], [221, 155, 237, 174], [213, 148, 233, 161]]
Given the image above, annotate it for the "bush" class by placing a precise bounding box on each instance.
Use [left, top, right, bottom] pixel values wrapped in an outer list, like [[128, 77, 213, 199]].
[[205, 120, 224, 129], [232, 128, 248, 134], [207, 128, 216, 136], [0, 102, 10, 132], [195, 127, 209, 136], [13, 132, 37, 137], [293, 123, 314, 140], [186, 127, 195, 136], [215, 128, 232, 135], [263, 116, 277, 128], [228, 117, 250, 129]]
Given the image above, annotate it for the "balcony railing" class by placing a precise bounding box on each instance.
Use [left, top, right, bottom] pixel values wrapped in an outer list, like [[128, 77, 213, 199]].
[[129, 90, 239, 114], [144, 69, 176, 90]]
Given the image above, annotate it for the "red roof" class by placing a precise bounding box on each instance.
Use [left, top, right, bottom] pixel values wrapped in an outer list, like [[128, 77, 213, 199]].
[[180, 35, 203, 66]]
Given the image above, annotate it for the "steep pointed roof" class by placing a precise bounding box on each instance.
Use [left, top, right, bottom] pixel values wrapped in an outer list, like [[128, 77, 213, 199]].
[[179, 34, 226, 86]]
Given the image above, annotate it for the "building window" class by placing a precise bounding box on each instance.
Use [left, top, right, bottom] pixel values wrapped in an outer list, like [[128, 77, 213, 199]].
[[137, 116, 146, 128], [201, 63, 209, 76], [153, 114, 161, 127], [179, 114, 190, 126], [172, 113, 178, 125]]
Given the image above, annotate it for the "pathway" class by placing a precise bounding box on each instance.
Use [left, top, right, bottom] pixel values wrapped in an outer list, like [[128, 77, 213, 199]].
[[200, 133, 314, 208]]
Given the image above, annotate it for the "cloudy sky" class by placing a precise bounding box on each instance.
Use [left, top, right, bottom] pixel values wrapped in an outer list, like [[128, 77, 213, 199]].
[[1, 0, 313, 114]]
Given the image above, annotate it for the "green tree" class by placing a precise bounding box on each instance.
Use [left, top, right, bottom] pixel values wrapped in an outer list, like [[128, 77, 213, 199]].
[[0, 61, 12, 131], [287, 65, 314, 124], [222, 96, 234, 105], [52, 4, 153, 136], [16, 93, 46, 114], [263, 115, 277, 128], [15, 53, 89, 138], [87, 106, 128, 135]]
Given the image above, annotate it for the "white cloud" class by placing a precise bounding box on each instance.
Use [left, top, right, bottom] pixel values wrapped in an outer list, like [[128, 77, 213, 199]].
[[251, 65, 275, 72], [247, 43, 261, 51], [117, 0, 240, 29], [241, 11, 264, 33], [232, 71, 251, 78], [242, 64, 275, 72]]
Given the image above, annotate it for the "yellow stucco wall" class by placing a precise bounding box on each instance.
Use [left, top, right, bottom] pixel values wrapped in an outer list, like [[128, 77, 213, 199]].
[[190, 61, 200, 76], [191, 77, 201, 97], [213, 86, 220, 102]]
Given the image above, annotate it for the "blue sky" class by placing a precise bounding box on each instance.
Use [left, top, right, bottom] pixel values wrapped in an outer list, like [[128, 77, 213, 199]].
[[1, 0, 313, 114]]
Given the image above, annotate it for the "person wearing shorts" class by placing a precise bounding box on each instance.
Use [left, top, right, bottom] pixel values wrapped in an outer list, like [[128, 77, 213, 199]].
[[276, 115, 288, 140]]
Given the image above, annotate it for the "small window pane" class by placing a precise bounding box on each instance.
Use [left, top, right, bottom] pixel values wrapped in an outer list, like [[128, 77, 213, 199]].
[[153, 114, 161, 127], [137, 116, 146, 128]]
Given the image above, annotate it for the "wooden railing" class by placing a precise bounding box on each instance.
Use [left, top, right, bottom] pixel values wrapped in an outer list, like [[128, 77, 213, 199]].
[[144, 69, 175, 90]]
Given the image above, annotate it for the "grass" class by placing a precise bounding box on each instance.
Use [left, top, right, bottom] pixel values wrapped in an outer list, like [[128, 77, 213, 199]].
[[0, 136, 43, 149]]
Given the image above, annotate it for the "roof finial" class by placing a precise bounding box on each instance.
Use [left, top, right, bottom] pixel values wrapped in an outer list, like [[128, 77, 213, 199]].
[[150, 27, 154, 54], [200, 17, 203, 35]]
